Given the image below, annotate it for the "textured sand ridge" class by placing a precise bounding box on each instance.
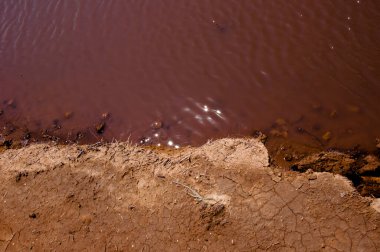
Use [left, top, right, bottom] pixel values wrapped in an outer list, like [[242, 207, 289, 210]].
[[0, 138, 379, 251]]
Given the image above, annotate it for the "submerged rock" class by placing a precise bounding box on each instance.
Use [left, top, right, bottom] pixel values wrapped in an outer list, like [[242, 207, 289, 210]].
[[291, 152, 354, 174]]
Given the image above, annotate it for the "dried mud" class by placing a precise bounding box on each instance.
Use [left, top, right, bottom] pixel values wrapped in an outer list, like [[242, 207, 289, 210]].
[[0, 138, 379, 251]]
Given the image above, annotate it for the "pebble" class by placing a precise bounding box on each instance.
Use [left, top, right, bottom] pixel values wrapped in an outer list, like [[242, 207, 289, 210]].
[[284, 154, 293, 162], [80, 214, 92, 225], [95, 122, 105, 134], [329, 109, 337, 118], [151, 121, 163, 130], [347, 105, 360, 113], [307, 173, 317, 180], [6, 99, 16, 108], [322, 131, 331, 141], [64, 112, 73, 119]]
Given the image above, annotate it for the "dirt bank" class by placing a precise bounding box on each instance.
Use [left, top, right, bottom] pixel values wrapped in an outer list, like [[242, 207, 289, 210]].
[[0, 138, 379, 251]]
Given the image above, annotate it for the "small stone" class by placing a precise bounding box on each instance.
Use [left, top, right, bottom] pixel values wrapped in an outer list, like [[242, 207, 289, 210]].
[[252, 131, 267, 143], [296, 127, 305, 133], [2, 139, 13, 148], [52, 119, 61, 130], [101, 113, 110, 119], [322, 131, 331, 141], [307, 173, 317, 180], [95, 122, 105, 134], [330, 109, 337, 118], [305, 169, 314, 174], [284, 154, 293, 162], [80, 214, 92, 225], [6, 99, 16, 108], [23, 132, 31, 140], [151, 121, 163, 130], [128, 205, 136, 210], [358, 155, 380, 175], [376, 138, 380, 149], [29, 213, 37, 219], [0, 109, 3, 116], [272, 176, 281, 183], [371, 198, 380, 213], [64, 112, 73, 119]]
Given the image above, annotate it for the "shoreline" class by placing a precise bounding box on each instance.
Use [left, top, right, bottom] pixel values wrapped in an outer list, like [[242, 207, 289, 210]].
[[0, 138, 379, 250]]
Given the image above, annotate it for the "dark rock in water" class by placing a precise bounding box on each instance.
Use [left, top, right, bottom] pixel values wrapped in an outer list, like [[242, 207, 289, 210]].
[[23, 132, 31, 140], [284, 154, 293, 162], [52, 119, 62, 130], [95, 122, 105, 134], [322, 131, 332, 141], [291, 151, 380, 197], [251, 130, 267, 143], [291, 152, 354, 174], [76, 132, 84, 141], [358, 155, 380, 176], [0, 109, 3, 116], [3, 123, 16, 136], [359, 177, 380, 197], [296, 127, 305, 134], [29, 213, 37, 219], [1, 139, 13, 148]]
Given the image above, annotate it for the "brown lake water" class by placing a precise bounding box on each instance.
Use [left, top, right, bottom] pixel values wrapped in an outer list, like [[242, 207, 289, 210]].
[[1, 0, 380, 150]]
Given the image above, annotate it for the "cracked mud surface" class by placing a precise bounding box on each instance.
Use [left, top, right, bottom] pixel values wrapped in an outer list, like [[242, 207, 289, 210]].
[[0, 138, 379, 251]]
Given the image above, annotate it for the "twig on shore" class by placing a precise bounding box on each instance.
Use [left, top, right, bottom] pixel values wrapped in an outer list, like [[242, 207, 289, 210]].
[[172, 180, 207, 203], [4, 231, 16, 252]]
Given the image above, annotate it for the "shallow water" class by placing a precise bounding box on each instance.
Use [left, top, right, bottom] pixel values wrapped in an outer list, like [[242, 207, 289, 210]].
[[1, 0, 380, 149]]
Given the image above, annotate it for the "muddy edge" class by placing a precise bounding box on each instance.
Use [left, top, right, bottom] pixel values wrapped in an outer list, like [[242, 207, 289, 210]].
[[0, 138, 379, 251]]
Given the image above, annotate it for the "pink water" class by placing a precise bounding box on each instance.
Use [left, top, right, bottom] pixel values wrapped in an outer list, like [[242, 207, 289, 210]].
[[1, 0, 380, 149]]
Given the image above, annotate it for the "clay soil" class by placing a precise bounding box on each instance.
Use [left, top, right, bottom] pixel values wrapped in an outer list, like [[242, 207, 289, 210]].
[[0, 138, 379, 251]]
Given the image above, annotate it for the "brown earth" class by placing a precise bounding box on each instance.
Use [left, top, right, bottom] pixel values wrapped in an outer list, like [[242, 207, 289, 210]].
[[0, 138, 379, 251]]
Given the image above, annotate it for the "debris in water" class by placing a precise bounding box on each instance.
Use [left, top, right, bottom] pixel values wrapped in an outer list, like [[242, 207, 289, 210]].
[[64, 112, 73, 119], [101, 113, 110, 119], [95, 122, 106, 134], [330, 109, 337, 118], [322, 131, 331, 141], [151, 121, 163, 130]]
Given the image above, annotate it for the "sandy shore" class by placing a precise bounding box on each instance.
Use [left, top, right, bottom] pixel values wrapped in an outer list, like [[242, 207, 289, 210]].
[[0, 138, 379, 251]]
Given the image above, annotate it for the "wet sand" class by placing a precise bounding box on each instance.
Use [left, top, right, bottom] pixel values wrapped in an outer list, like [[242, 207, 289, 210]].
[[0, 138, 379, 251]]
